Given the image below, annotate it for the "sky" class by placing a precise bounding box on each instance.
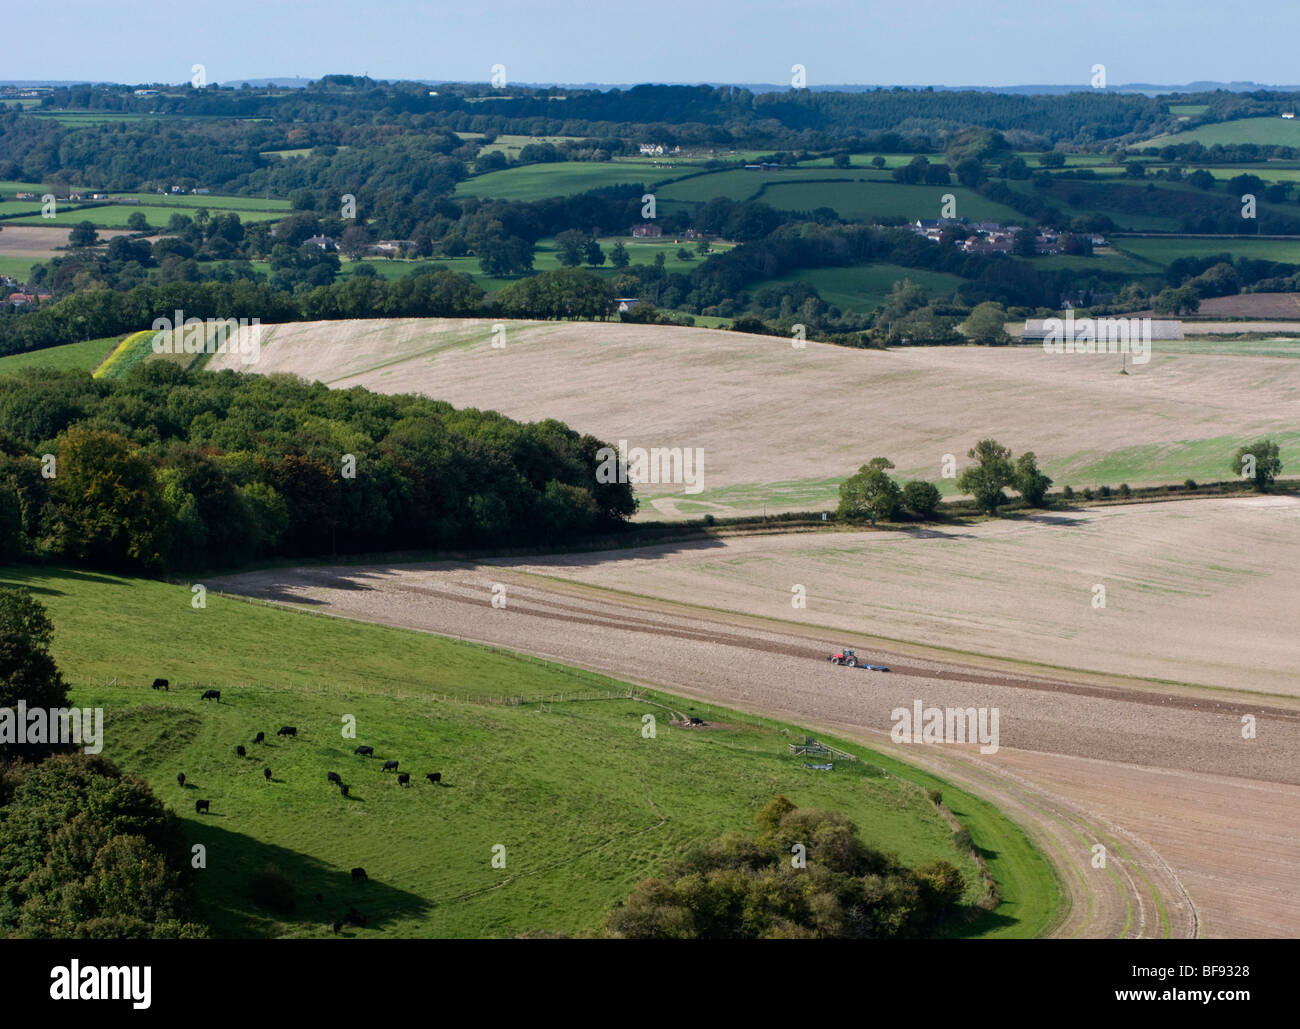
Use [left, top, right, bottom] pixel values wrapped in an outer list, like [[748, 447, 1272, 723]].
[[11, 0, 1300, 89]]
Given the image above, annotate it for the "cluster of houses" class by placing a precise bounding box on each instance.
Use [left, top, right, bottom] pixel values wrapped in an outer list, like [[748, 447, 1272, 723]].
[[302, 235, 414, 256], [910, 219, 1107, 254], [638, 144, 681, 156], [1, 276, 51, 309]]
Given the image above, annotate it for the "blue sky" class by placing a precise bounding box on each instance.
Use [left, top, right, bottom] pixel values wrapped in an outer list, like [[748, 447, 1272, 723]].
[[13, 0, 1300, 87]]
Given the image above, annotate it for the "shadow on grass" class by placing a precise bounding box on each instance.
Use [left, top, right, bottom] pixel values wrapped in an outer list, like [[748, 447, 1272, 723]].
[[181, 818, 433, 938]]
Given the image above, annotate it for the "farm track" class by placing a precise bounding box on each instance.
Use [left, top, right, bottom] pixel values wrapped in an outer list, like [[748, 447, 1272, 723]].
[[215, 562, 1300, 938]]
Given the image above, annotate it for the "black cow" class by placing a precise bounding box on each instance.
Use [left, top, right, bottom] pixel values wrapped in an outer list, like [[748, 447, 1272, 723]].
[[195, 799, 210, 814], [351, 867, 368, 882], [327, 772, 342, 784], [235, 745, 246, 757], [253, 731, 265, 744], [152, 678, 169, 691], [354, 745, 374, 757], [382, 760, 399, 772], [277, 726, 297, 737], [201, 689, 220, 702], [426, 772, 441, 784], [263, 767, 272, 782], [339, 784, 350, 797], [177, 772, 186, 787], [397, 772, 410, 786], [332, 921, 342, 935]]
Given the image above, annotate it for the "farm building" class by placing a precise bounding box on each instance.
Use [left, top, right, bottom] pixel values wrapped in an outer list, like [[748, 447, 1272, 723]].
[[631, 224, 663, 238], [1021, 318, 1184, 342]]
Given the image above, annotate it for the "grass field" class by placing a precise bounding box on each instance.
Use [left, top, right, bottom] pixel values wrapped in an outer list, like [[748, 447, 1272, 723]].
[[759, 179, 1024, 223], [760, 263, 966, 312], [454, 162, 662, 201], [0, 335, 121, 374], [5, 204, 285, 229], [1143, 116, 1300, 148], [1114, 235, 1300, 266], [0, 564, 1056, 938]]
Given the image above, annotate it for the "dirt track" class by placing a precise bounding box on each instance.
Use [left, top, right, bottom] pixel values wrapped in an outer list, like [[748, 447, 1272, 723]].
[[212, 561, 1300, 939]]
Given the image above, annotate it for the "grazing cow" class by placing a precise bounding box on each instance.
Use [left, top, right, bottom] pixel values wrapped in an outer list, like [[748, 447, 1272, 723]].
[[177, 772, 186, 787], [397, 773, 410, 786], [382, 760, 399, 772], [332, 921, 342, 935], [235, 745, 246, 757], [426, 772, 441, 784], [253, 731, 265, 744], [277, 726, 297, 737], [339, 784, 350, 797], [195, 799, 210, 814], [201, 689, 220, 702], [351, 867, 368, 882], [152, 678, 169, 691], [263, 767, 272, 782], [327, 772, 342, 785], [353, 745, 374, 757]]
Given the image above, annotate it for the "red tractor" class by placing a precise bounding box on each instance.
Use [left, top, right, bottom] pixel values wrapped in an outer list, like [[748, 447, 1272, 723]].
[[828, 648, 860, 666]]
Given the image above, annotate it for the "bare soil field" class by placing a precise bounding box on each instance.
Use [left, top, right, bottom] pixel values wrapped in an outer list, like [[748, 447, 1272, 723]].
[[0, 223, 133, 257], [501, 495, 1300, 697], [211, 534, 1300, 938], [209, 318, 1300, 518]]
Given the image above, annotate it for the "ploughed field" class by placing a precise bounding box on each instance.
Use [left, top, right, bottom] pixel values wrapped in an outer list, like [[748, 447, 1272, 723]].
[[204, 318, 1300, 519]]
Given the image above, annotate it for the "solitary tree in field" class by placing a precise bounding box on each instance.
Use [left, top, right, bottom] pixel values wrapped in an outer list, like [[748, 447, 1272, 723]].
[[610, 241, 630, 268], [555, 229, 587, 268], [1014, 451, 1053, 507], [837, 459, 901, 522], [957, 439, 1015, 515], [961, 302, 1010, 344], [69, 221, 99, 247], [1232, 439, 1282, 491]]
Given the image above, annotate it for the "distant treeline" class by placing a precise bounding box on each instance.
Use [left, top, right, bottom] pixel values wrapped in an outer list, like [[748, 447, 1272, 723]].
[[0, 365, 637, 571]]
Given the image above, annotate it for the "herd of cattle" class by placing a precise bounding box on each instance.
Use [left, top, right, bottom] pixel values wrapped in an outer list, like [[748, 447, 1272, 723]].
[[157, 677, 448, 934]]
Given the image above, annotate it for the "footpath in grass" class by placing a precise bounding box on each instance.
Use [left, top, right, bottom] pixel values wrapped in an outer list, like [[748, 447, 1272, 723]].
[[2, 564, 1059, 938]]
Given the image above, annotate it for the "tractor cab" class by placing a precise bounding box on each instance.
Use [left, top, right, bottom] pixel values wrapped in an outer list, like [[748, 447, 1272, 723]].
[[829, 648, 859, 666]]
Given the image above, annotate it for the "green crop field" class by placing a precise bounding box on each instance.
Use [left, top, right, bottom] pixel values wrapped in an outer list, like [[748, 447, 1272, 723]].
[[1144, 116, 1300, 148], [454, 162, 663, 202], [0, 564, 1058, 939]]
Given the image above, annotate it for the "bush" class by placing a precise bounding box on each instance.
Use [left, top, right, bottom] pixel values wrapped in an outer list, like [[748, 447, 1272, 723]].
[[1098, 485, 1111, 498], [952, 828, 974, 853], [1062, 485, 1074, 499], [1118, 483, 1131, 498], [926, 789, 943, 806], [1184, 478, 1198, 490], [1082, 488, 1094, 500], [247, 865, 296, 913]]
